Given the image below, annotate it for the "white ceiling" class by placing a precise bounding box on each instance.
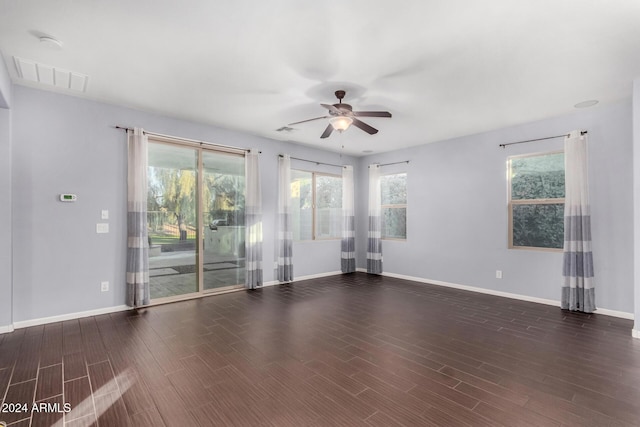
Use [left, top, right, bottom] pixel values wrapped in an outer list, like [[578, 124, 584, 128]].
[[1, 0, 640, 156]]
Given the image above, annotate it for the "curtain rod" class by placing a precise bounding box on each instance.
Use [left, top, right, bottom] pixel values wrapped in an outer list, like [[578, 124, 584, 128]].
[[114, 126, 260, 153], [280, 154, 345, 168], [499, 130, 588, 148], [369, 160, 410, 168]]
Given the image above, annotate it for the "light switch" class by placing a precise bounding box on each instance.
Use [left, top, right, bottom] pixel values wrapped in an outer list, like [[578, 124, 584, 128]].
[[96, 223, 109, 234], [101, 210, 109, 220]]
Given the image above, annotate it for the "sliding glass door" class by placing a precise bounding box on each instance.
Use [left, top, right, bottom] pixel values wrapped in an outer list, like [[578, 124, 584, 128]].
[[147, 142, 199, 300], [146, 139, 245, 302], [202, 151, 245, 291]]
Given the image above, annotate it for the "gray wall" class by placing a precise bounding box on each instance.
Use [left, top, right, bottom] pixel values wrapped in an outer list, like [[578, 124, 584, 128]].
[[0, 55, 10, 108], [0, 107, 12, 328], [10, 85, 355, 323], [357, 100, 634, 314], [0, 56, 12, 328], [633, 78, 640, 332]]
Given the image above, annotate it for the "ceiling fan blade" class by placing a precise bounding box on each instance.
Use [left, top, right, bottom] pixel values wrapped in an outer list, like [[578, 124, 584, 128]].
[[320, 103, 342, 115], [320, 124, 334, 139], [351, 118, 378, 135], [288, 115, 330, 126], [353, 111, 392, 118]]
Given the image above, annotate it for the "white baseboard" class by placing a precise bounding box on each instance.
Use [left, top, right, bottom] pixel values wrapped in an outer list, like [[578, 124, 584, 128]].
[[633, 329, 640, 339], [380, 271, 634, 320], [261, 280, 280, 288], [294, 271, 343, 281], [262, 271, 343, 288], [266, 271, 343, 287], [0, 324, 15, 334], [596, 308, 635, 320], [12, 305, 130, 330]]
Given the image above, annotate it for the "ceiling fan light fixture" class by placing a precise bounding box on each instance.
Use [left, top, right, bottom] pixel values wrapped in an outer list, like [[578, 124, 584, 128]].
[[330, 116, 353, 132]]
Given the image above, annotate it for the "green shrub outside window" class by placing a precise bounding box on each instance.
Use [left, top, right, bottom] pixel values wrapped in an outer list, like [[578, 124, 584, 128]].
[[508, 151, 564, 249]]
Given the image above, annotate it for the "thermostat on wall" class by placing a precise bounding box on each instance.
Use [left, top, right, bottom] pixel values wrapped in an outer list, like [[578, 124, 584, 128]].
[[59, 194, 77, 202]]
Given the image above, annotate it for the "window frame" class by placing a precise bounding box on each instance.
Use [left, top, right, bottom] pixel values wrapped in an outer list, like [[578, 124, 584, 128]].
[[507, 149, 564, 252], [381, 172, 408, 241], [291, 168, 342, 241]]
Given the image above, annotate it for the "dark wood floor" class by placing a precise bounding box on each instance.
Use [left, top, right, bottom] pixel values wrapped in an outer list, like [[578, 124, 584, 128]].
[[1, 273, 640, 426]]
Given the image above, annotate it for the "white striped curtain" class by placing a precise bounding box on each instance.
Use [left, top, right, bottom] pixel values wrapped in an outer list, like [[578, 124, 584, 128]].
[[561, 131, 595, 312], [367, 164, 383, 274], [245, 149, 263, 289], [341, 165, 356, 273], [126, 128, 150, 307], [277, 155, 293, 282]]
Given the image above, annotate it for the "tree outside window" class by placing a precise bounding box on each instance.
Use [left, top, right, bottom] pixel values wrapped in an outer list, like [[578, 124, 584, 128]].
[[291, 170, 342, 240], [508, 151, 564, 250], [381, 173, 407, 240]]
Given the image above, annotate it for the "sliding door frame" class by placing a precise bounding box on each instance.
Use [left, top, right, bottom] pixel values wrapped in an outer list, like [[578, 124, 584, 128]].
[[147, 135, 246, 305]]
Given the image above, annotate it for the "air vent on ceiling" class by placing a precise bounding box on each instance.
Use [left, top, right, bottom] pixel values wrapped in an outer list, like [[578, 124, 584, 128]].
[[276, 126, 295, 132], [13, 56, 88, 92]]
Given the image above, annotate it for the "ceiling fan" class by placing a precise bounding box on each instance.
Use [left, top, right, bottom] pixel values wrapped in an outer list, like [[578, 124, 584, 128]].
[[289, 90, 392, 138]]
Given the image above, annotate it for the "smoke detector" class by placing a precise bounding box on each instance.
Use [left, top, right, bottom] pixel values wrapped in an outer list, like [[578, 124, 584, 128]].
[[39, 36, 63, 49]]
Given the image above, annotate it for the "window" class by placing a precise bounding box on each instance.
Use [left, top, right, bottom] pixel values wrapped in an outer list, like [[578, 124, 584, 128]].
[[381, 173, 407, 239], [291, 170, 342, 240], [508, 151, 564, 250]]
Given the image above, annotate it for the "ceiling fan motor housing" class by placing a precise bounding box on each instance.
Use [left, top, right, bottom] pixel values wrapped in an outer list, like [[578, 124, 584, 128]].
[[331, 103, 352, 115], [330, 90, 351, 115]]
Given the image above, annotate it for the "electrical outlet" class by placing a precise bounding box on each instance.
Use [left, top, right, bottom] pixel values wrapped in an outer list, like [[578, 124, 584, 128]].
[[101, 209, 109, 220], [496, 270, 503, 279], [96, 223, 109, 233], [101, 281, 109, 292], [274, 261, 278, 269]]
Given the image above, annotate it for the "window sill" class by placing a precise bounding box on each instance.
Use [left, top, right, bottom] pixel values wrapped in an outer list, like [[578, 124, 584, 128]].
[[509, 246, 562, 253]]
